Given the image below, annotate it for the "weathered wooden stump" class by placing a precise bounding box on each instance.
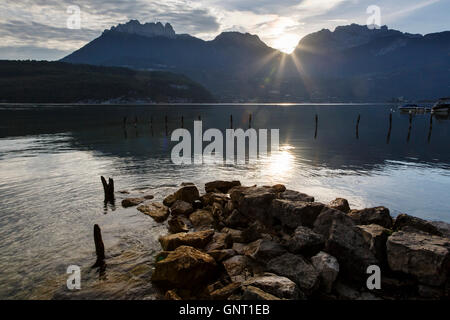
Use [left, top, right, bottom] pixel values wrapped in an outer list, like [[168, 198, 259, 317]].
[[230, 114, 233, 129], [101, 176, 114, 202], [249, 113, 252, 129], [92, 224, 105, 268]]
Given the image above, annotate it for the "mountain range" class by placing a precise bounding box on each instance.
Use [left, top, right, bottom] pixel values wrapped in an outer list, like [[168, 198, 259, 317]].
[[62, 20, 450, 102]]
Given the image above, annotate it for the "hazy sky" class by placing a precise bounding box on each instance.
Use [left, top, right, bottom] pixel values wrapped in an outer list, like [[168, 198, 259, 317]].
[[0, 0, 448, 60]]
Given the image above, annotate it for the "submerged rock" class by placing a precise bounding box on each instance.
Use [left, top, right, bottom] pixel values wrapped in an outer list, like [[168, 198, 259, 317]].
[[387, 231, 450, 286], [348, 206, 393, 229], [329, 198, 350, 213], [205, 180, 241, 193], [151, 246, 217, 288], [137, 202, 169, 222], [159, 229, 214, 251], [121, 197, 145, 208]]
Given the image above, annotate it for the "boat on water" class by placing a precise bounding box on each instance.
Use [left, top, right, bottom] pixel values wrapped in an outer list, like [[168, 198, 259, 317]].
[[398, 104, 426, 113], [431, 98, 450, 115]]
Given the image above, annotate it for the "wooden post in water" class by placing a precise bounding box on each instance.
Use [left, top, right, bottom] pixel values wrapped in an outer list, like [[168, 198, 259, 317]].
[[134, 116, 138, 128], [198, 115, 201, 121], [356, 114, 361, 139], [386, 112, 392, 144], [427, 114, 433, 143], [230, 114, 233, 129], [181, 116, 184, 128], [150, 115, 154, 136], [248, 113, 252, 129], [407, 112, 413, 142], [123, 116, 127, 128], [101, 176, 114, 203], [92, 224, 105, 268], [314, 114, 318, 139]]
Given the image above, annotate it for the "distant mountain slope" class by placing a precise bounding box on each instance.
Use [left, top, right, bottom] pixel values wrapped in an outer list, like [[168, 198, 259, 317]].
[[0, 60, 214, 103], [62, 21, 450, 102]]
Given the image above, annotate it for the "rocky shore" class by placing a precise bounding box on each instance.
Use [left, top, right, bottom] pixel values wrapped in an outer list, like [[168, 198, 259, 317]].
[[123, 181, 450, 300]]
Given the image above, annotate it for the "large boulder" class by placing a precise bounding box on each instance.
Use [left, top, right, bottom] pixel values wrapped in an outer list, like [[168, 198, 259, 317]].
[[279, 190, 314, 202], [387, 231, 450, 286], [348, 206, 393, 229], [221, 227, 245, 243], [205, 232, 233, 252], [189, 209, 215, 228], [313, 208, 354, 238], [222, 255, 253, 282], [230, 186, 277, 226], [174, 185, 200, 204], [151, 246, 217, 288], [137, 202, 169, 222], [394, 213, 443, 236], [311, 252, 339, 293], [243, 273, 301, 299], [241, 286, 281, 300], [356, 224, 390, 265], [208, 249, 236, 262], [429, 221, 450, 238], [239, 239, 286, 263], [314, 209, 378, 279], [168, 216, 189, 233], [329, 198, 350, 213], [224, 209, 249, 228], [200, 192, 230, 207], [267, 253, 319, 294], [159, 229, 214, 251], [271, 199, 325, 229], [287, 226, 325, 256], [209, 282, 242, 300], [170, 200, 194, 216], [205, 180, 241, 193]]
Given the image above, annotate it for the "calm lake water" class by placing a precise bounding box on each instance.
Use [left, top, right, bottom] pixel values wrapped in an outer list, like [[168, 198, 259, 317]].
[[0, 104, 449, 299]]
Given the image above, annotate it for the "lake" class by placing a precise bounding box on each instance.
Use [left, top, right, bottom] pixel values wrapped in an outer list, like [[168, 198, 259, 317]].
[[0, 104, 449, 299]]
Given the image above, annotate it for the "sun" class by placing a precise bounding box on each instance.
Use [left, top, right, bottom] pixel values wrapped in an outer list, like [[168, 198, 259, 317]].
[[272, 34, 300, 54]]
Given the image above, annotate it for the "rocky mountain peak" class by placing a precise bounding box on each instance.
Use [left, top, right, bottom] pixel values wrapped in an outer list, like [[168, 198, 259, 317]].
[[108, 20, 176, 39]]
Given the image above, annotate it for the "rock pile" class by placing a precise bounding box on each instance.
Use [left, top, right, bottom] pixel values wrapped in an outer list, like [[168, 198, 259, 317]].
[[141, 181, 449, 300]]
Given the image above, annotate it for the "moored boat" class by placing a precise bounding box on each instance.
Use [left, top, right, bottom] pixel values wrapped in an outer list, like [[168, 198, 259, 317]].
[[431, 98, 450, 115]]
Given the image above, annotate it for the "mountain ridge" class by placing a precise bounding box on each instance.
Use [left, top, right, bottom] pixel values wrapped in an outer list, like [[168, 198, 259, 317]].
[[61, 20, 450, 102]]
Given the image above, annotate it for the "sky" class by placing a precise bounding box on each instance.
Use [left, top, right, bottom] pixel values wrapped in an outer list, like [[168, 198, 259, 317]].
[[0, 0, 449, 60]]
